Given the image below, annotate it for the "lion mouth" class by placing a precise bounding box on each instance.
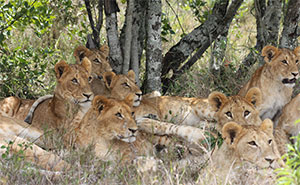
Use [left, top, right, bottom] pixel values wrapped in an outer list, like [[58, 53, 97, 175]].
[[282, 78, 297, 84]]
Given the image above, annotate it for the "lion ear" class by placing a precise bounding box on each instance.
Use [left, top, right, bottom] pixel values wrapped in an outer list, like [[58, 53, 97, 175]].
[[74, 46, 90, 63], [92, 95, 109, 114], [54, 60, 69, 79], [124, 94, 135, 107], [245, 87, 262, 107], [262, 45, 278, 62], [260, 119, 273, 135], [294, 46, 300, 57], [222, 122, 243, 146], [127, 70, 136, 82], [103, 71, 116, 89], [99, 44, 109, 57], [208, 91, 228, 112], [81, 57, 92, 75]]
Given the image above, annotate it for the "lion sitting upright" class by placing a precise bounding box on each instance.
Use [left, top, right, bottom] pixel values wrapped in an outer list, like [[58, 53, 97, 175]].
[[0, 58, 94, 130], [239, 45, 300, 121]]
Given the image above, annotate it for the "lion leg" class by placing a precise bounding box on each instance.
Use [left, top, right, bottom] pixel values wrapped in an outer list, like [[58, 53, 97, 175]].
[[136, 118, 206, 145], [0, 135, 70, 171]]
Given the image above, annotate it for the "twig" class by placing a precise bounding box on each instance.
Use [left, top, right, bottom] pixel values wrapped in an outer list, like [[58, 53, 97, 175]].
[[165, 0, 185, 35]]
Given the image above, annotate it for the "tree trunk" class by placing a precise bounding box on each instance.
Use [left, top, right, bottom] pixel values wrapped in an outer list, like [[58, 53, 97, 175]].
[[237, 0, 282, 76], [161, 0, 243, 93], [130, 0, 147, 86], [105, 1, 123, 73], [121, 0, 134, 74], [280, 0, 300, 49], [144, 0, 162, 93]]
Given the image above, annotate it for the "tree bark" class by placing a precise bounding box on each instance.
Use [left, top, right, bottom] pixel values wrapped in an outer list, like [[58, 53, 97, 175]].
[[130, 0, 147, 86], [280, 0, 300, 49], [161, 0, 243, 93], [105, 0, 123, 73], [122, 0, 134, 74], [84, 0, 103, 49], [144, 0, 162, 93]]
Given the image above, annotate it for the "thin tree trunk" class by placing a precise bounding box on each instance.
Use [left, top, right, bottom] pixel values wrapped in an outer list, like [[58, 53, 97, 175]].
[[161, 0, 243, 93], [237, 0, 282, 76], [280, 0, 300, 49], [104, 0, 123, 73], [130, 0, 147, 86], [144, 0, 162, 93], [122, 0, 134, 74]]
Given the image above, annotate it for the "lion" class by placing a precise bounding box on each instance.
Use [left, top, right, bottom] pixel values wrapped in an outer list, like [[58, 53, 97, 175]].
[[202, 119, 284, 184], [272, 93, 300, 155], [133, 95, 215, 127], [208, 87, 262, 131], [74, 45, 113, 96], [71, 95, 208, 162], [0, 115, 70, 172], [239, 45, 300, 121], [23, 70, 142, 124], [0, 57, 94, 130]]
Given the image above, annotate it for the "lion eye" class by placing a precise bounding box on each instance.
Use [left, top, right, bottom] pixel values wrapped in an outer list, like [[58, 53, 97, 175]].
[[248, 141, 257, 146], [115, 112, 123, 118], [122, 82, 130, 88], [244, 110, 250, 117], [296, 60, 299, 64], [282, 60, 288, 65], [93, 59, 101, 63], [268, 139, 272, 145], [225, 111, 232, 118], [88, 76, 93, 82], [131, 112, 135, 116], [71, 78, 78, 84]]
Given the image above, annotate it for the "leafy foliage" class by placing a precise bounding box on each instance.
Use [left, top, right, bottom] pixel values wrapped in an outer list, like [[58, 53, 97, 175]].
[[276, 133, 300, 185]]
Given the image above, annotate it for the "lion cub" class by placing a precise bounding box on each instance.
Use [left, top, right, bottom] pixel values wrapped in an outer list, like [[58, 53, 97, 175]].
[[239, 45, 300, 121], [201, 119, 283, 184], [0, 58, 94, 130]]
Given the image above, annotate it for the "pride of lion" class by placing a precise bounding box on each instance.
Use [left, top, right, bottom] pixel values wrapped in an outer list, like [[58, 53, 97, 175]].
[[0, 44, 299, 182]]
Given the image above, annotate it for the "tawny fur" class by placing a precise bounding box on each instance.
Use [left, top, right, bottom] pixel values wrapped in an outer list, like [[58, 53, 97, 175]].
[[203, 120, 284, 183], [208, 87, 262, 131], [239, 45, 300, 121]]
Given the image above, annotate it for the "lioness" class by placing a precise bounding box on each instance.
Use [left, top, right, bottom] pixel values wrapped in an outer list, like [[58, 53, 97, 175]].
[[208, 87, 262, 131], [24, 70, 142, 124], [133, 96, 215, 127], [202, 119, 283, 184], [72, 95, 207, 162], [1, 58, 94, 130], [239, 45, 300, 121], [74, 45, 113, 96]]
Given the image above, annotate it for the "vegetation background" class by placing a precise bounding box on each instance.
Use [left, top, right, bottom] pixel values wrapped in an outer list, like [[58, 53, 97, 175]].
[[0, 0, 299, 184]]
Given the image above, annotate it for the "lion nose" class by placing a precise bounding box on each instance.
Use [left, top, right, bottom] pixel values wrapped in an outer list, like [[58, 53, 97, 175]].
[[265, 158, 274, 164], [292, 72, 298, 77], [136, 92, 142, 98], [83, 93, 93, 99], [129, 128, 137, 134]]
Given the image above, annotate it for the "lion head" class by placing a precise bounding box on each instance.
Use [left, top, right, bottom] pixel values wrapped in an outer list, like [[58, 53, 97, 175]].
[[261, 45, 300, 87], [103, 70, 142, 107], [219, 119, 282, 169], [54, 57, 94, 110], [208, 87, 262, 131], [74, 45, 112, 79], [79, 94, 138, 143]]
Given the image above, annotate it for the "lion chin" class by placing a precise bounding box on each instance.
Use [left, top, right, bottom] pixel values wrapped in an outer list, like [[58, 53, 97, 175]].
[[119, 136, 136, 143]]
